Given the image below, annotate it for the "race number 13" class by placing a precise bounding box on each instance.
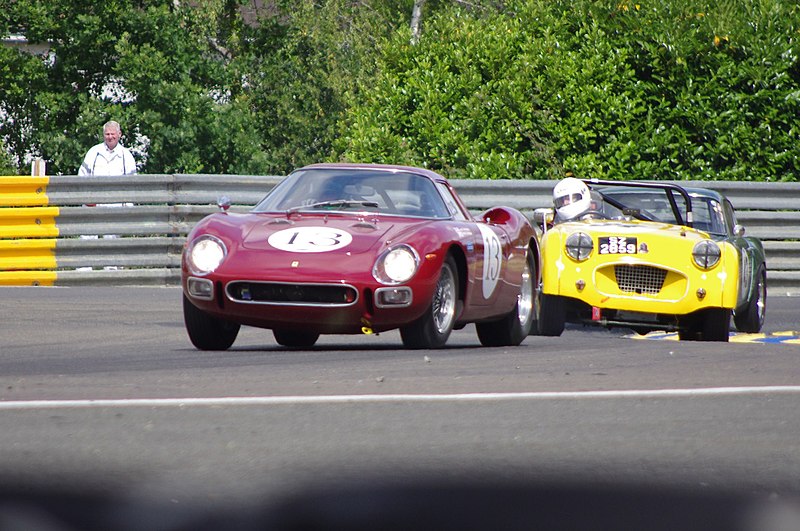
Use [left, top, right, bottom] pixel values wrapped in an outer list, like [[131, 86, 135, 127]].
[[268, 227, 353, 253]]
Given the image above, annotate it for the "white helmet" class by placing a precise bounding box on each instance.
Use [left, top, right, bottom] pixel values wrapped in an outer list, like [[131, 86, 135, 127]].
[[553, 177, 591, 221]]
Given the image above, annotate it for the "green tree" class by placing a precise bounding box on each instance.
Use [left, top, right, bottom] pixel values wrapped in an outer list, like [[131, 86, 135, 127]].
[[0, 138, 16, 175], [232, 0, 412, 174], [1, 0, 413, 175], [1, 0, 261, 174], [2, 0, 798, 180]]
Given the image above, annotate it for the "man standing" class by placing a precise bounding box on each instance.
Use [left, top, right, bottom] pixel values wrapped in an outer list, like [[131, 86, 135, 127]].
[[78, 120, 136, 176]]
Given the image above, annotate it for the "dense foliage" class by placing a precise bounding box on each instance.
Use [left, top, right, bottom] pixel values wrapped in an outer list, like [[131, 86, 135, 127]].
[[1, 0, 798, 180]]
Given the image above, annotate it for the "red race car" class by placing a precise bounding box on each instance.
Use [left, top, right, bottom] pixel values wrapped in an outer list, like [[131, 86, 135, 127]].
[[182, 163, 540, 349]]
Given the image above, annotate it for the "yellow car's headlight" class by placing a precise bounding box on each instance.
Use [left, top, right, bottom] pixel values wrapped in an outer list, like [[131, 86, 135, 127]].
[[692, 240, 721, 269], [187, 235, 227, 275], [565, 232, 593, 261], [373, 245, 419, 285]]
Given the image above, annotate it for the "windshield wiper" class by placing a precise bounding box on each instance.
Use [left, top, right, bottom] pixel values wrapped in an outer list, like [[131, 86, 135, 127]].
[[287, 200, 379, 214]]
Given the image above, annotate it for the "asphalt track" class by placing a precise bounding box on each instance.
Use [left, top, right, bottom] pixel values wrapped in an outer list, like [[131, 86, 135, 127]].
[[0, 287, 798, 527]]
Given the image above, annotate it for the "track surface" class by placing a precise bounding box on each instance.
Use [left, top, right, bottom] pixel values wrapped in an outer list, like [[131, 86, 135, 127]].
[[1, 287, 798, 521]]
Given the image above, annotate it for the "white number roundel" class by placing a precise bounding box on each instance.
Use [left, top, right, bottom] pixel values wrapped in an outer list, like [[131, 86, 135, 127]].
[[478, 224, 502, 299], [268, 227, 353, 253]]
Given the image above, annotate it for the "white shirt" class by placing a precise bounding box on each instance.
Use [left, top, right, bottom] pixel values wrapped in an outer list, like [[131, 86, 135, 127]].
[[79, 143, 137, 176]]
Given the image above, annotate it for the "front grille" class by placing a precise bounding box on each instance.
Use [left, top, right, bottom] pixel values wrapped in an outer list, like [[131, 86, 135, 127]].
[[614, 265, 667, 295], [227, 281, 358, 306]]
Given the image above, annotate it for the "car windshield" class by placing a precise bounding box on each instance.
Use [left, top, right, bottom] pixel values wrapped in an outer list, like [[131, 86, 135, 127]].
[[601, 187, 686, 223], [598, 187, 689, 225], [599, 187, 729, 236], [253, 168, 452, 218]]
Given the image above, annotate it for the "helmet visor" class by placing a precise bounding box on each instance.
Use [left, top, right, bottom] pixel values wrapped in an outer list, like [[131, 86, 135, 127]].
[[555, 192, 583, 209]]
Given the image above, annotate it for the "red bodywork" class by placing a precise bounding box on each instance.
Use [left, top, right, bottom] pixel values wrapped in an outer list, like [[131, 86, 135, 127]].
[[182, 164, 537, 336]]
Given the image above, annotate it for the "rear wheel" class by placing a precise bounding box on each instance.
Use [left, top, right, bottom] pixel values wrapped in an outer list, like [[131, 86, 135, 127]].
[[182, 294, 240, 350], [733, 265, 767, 333], [400, 255, 458, 349], [531, 293, 565, 336], [273, 329, 320, 347], [477, 253, 535, 347]]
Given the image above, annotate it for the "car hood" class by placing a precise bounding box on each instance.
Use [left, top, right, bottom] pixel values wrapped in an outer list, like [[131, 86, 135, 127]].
[[552, 219, 708, 240], [239, 214, 427, 255]]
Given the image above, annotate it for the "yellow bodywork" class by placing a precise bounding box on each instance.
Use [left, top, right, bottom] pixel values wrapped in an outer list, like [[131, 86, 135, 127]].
[[540, 219, 739, 315]]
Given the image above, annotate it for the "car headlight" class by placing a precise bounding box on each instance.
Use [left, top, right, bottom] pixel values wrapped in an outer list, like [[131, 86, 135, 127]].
[[373, 245, 420, 285], [692, 240, 721, 269], [187, 235, 227, 275], [565, 232, 593, 261]]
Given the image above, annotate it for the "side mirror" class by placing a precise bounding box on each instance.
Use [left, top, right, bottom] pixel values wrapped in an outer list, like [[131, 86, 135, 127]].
[[733, 224, 745, 237], [217, 196, 231, 212]]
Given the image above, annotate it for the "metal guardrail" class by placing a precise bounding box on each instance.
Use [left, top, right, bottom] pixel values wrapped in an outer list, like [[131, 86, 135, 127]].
[[1, 175, 799, 292]]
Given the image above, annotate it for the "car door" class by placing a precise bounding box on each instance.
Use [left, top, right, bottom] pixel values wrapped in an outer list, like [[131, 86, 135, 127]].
[[435, 182, 511, 310]]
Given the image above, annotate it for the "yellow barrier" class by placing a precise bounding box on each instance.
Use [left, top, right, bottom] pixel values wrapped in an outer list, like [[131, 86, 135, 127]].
[[0, 270, 57, 286], [0, 206, 60, 238], [0, 239, 58, 270], [0, 176, 50, 207], [0, 178, 57, 284]]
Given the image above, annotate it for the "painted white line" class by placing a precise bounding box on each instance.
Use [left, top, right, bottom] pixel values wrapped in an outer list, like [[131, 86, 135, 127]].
[[1, 386, 800, 410]]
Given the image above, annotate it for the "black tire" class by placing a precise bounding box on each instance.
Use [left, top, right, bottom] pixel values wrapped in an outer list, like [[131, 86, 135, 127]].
[[733, 265, 767, 333], [182, 294, 240, 350], [677, 325, 698, 341], [273, 329, 320, 347], [476, 252, 536, 347], [679, 308, 730, 342], [700, 308, 731, 342], [400, 255, 459, 349], [531, 293, 565, 336]]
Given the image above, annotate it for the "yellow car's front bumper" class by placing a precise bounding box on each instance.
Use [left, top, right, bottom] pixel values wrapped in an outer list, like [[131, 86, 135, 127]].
[[540, 222, 739, 316]]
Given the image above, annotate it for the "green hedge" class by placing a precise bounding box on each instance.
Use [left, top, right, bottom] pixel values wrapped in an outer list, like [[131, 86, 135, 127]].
[[338, 0, 799, 181]]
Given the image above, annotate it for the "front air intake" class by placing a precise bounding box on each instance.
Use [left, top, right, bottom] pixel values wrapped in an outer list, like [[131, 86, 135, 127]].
[[614, 265, 667, 295], [227, 281, 358, 306]]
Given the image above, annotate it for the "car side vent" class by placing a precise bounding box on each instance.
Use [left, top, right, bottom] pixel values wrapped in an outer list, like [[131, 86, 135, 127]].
[[614, 265, 667, 295]]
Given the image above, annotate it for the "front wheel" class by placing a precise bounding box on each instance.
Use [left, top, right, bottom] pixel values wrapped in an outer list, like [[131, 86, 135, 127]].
[[476, 252, 535, 347], [273, 329, 320, 348], [400, 255, 459, 349], [183, 294, 240, 350], [679, 308, 730, 342], [531, 293, 565, 336], [733, 265, 767, 333]]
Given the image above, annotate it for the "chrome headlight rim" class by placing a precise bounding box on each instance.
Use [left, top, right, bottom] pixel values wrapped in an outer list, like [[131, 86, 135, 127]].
[[373, 244, 420, 285], [692, 240, 721, 270], [565, 231, 594, 262], [186, 235, 227, 276]]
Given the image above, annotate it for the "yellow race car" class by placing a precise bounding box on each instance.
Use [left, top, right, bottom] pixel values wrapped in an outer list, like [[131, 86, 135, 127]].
[[532, 179, 767, 342]]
